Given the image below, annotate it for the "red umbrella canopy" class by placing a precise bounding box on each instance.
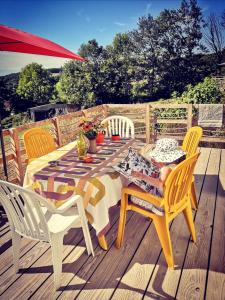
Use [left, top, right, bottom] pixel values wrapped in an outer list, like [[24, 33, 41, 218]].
[[0, 24, 85, 61]]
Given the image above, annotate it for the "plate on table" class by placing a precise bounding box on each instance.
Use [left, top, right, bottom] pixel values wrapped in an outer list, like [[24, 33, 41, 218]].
[[48, 160, 59, 167]]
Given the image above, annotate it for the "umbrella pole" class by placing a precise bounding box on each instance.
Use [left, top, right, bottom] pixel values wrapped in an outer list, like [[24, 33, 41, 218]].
[[0, 116, 8, 181]]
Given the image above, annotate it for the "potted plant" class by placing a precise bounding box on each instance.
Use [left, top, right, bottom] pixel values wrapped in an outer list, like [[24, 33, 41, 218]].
[[78, 117, 105, 152]]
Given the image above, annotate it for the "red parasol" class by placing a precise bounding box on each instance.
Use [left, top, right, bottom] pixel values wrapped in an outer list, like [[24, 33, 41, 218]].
[[0, 24, 85, 180], [0, 24, 85, 60]]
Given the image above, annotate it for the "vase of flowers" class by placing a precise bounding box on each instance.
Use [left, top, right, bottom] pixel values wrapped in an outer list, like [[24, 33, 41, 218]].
[[79, 117, 99, 154], [88, 138, 97, 153], [76, 131, 89, 159]]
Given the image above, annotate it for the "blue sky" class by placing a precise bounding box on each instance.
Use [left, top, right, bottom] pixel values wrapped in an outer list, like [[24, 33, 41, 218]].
[[0, 0, 224, 75]]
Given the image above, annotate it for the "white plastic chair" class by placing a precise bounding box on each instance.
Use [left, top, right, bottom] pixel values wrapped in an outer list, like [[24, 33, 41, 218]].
[[102, 116, 135, 138], [0, 180, 94, 291]]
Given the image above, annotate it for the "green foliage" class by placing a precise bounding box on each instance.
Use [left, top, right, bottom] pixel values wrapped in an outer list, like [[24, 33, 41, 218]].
[[1, 112, 31, 129], [16, 63, 55, 105], [180, 77, 222, 103], [57, 0, 209, 106], [56, 61, 97, 108], [2, 0, 222, 118]]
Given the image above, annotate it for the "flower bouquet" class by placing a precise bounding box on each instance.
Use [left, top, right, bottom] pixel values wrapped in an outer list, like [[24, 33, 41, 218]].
[[79, 118, 98, 140], [78, 117, 106, 152]]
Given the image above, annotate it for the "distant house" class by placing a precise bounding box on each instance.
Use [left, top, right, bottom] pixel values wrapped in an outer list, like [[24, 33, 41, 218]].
[[29, 103, 78, 122], [217, 62, 225, 76]]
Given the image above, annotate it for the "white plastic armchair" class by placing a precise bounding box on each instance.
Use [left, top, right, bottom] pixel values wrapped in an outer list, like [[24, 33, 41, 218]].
[[101, 116, 135, 138], [0, 180, 94, 291]]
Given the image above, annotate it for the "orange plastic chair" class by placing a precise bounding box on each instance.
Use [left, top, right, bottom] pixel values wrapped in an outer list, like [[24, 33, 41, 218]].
[[182, 126, 202, 209], [116, 152, 199, 269], [23, 128, 57, 161]]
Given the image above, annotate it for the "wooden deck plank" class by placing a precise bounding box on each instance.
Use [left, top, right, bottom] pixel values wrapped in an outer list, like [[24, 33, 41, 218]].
[[30, 206, 121, 300], [57, 210, 134, 300], [111, 220, 162, 300], [110, 148, 211, 300], [0, 225, 91, 300], [0, 147, 224, 300], [0, 241, 49, 297], [0, 237, 39, 276], [205, 149, 225, 300], [59, 213, 149, 300], [142, 147, 211, 299], [0, 224, 9, 235], [175, 148, 221, 300]]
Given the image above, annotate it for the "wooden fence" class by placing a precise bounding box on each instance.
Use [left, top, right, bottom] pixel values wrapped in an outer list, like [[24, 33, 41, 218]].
[[0, 103, 224, 184]]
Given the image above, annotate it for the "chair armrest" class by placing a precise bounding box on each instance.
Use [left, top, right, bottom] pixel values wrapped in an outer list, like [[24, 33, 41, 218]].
[[123, 184, 163, 207], [39, 195, 82, 214], [52, 195, 82, 214]]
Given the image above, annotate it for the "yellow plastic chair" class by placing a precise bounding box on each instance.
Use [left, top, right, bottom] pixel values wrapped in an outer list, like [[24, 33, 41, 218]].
[[24, 128, 57, 161], [182, 126, 203, 209], [116, 153, 199, 269]]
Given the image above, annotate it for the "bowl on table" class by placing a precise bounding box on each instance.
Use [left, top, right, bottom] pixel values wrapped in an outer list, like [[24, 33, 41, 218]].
[[111, 134, 121, 141], [48, 160, 59, 167]]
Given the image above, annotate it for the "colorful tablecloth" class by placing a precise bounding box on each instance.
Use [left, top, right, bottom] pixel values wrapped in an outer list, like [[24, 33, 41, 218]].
[[23, 138, 145, 236]]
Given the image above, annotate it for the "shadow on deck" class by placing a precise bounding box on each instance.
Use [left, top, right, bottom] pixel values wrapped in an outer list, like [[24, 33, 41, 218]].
[[0, 147, 224, 300]]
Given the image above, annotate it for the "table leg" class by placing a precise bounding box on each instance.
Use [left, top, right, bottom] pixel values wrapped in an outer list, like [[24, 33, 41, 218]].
[[98, 235, 108, 250]]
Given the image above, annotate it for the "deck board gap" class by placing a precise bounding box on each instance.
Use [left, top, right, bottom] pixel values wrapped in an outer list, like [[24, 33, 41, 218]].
[[203, 150, 222, 300]]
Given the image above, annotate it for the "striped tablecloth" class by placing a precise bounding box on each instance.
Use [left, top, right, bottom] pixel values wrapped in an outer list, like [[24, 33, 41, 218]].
[[23, 138, 145, 236]]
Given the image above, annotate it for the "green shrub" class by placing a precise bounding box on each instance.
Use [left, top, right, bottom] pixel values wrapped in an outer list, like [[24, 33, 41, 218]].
[[2, 112, 31, 129], [180, 77, 222, 104]]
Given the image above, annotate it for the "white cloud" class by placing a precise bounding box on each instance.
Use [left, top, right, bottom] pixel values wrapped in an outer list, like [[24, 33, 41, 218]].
[[76, 9, 84, 17], [0, 52, 70, 76], [97, 27, 106, 33], [145, 2, 152, 15], [114, 21, 127, 27], [202, 6, 209, 13], [76, 8, 90, 23]]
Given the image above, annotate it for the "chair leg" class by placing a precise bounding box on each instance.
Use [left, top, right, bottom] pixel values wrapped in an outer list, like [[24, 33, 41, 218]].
[[183, 204, 196, 243], [77, 200, 94, 256], [80, 217, 94, 256], [116, 192, 128, 249], [153, 217, 174, 269], [12, 231, 21, 273], [191, 181, 198, 210], [50, 233, 64, 291]]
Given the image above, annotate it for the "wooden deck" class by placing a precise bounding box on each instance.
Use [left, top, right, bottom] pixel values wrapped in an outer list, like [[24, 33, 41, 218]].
[[0, 147, 224, 300]]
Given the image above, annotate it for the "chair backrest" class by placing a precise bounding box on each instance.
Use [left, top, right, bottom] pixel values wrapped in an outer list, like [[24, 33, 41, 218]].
[[23, 128, 57, 160], [163, 152, 200, 213], [101, 116, 135, 138], [0, 180, 52, 241], [182, 126, 202, 158]]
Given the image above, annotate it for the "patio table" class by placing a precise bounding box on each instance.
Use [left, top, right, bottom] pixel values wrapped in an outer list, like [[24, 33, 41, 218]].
[[23, 138, 145, 250]]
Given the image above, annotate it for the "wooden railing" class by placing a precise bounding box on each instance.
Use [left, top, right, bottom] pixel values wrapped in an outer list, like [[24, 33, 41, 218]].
[[107, 103, 225, 144], [0, 103, 224, 184]]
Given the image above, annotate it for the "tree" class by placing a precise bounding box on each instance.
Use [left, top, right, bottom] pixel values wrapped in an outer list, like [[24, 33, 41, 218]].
[[56, 0, 211, 105], [79, 39, 104, 63], [130, 0, 205, 99], [221, 10, 225, 28], [97, 33, 134, 103], [57, 40, 108, 108], [0, 74, 21, 116], [204, 13, 225, 63], [16, 63, 55, 105], [56, 60, 96, 108]]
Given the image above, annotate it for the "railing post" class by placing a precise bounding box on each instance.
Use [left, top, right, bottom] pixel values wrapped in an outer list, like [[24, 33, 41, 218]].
[[53, 117, 62, 147], [187, 104, 193, 129], [145, 104, 150, 144], [11, 128, 24, 185]]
